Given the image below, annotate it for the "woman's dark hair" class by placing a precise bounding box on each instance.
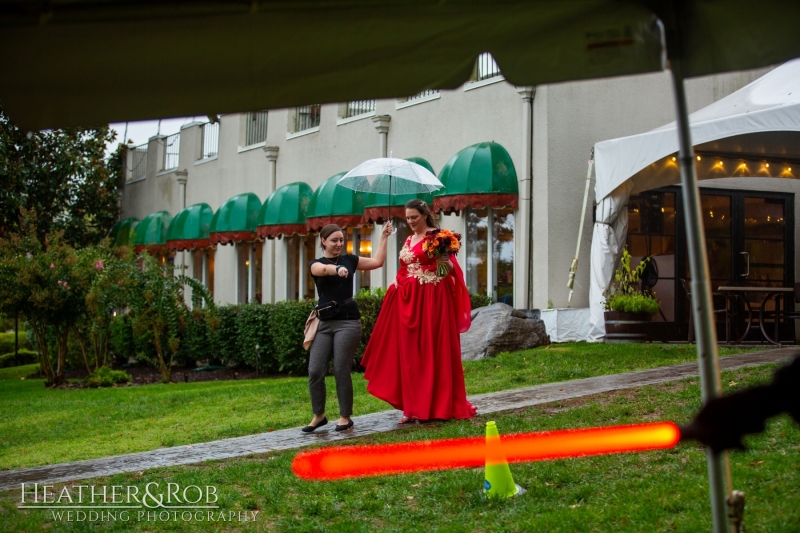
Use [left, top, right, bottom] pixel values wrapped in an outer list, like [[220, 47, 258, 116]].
[[319, 224, 343, 251], [405, 199, 438, 228]]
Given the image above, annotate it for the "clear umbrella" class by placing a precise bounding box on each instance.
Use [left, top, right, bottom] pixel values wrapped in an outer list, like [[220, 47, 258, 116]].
[[337, 153, 443, 234]]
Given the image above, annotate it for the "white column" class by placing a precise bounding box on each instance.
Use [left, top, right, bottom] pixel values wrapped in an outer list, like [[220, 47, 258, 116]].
[[264, 146, 279, 303], [175, 169, 190, 305], [371, 115, 392, 289], [516, 86, 534, 309], [299, 240, 307, 300]]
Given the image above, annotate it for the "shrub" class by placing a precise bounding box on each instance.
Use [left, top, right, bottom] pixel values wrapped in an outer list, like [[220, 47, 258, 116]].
[[108, 315, 136, 366], [268, 299, 315, 374], [0, 331, 31, 353], [354, 288, 386, 364], [211, 305, 241, 366], [85, 366, 131, 388], [175, 308, 216, 368], [0, 349, 38, 368], [469, 293, 494, 310], [235, 303, 275, 372], [606, 293, 661, 316]]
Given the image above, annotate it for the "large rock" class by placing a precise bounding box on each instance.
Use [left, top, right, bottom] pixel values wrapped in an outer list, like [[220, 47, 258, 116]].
[[461, 303, 549, 361]]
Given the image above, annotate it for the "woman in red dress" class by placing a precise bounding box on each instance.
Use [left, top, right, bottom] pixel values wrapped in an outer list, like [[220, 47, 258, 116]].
[[360, 199, 476, 423]]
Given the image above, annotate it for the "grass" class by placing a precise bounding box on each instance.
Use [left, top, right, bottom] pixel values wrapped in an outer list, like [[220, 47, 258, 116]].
[[0, 343, 767, 470], [0, 364, 797, 532]]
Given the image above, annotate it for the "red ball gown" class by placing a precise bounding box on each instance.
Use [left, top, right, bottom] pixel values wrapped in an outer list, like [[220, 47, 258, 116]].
[[361, 235, 477, 420]]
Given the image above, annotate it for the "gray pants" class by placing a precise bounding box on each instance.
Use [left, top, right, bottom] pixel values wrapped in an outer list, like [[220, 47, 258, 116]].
[[308, 319, 362, 417]]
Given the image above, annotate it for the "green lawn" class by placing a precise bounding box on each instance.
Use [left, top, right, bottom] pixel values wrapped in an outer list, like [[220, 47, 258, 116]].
[[1, 364, 797, 532], [0, 343, 766, 470]]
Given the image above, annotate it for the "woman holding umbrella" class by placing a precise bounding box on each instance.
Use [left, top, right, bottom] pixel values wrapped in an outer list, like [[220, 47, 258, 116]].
[[303, 222, 393, 433], [360, 199, 476, 423]]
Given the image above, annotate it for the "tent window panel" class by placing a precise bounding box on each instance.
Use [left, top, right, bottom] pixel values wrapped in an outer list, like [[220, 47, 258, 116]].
[[701, 195, 731, 237], [744, 197, 785, 239]]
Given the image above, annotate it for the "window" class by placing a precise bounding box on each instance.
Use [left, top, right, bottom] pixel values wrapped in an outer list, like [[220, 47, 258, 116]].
[[162, 132, 180, 170], [131, 143, 148, 180], [464, 207, 515, 305], [287, 235, 317, 300], [344, 100, 375, 118], [236, 242, 262, 304], [244, 111, 268, 146], [292, 105, 321, 133], [191, 249, 215, 302], [474, 52, 501, 81], [201, 122, 219, 159], [346, 227, 372, 292]]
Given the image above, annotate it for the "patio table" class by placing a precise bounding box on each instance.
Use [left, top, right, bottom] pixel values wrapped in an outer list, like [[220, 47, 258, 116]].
[[717, 286, 795, 346]]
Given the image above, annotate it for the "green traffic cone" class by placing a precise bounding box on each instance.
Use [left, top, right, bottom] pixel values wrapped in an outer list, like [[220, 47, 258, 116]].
[[484, 421, 525, 498]]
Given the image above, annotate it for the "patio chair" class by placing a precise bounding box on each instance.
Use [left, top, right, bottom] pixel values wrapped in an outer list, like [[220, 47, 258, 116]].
[[681, 279, 730, 343], [761, 282, 800, 345]]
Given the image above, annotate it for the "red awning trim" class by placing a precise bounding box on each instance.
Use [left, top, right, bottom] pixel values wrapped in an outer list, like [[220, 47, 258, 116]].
[[306, 215, 367, 233], [209, 231, 257, 245], [361, 206, 409, 225], [166, 238, 213, 251], [256, 224, 308, 240], [433, 193, 518, 215]]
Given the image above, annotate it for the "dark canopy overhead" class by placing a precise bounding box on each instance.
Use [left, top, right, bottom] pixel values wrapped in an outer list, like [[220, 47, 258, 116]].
[[2, 1, 799, 130]]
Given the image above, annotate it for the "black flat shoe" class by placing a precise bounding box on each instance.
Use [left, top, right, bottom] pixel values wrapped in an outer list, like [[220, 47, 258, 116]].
[[334, 420, 354, 432], [301, 417, 328, 433]]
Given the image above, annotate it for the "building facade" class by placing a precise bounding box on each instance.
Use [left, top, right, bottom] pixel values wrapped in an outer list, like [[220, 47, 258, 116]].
[[119, 60, 798, 341]]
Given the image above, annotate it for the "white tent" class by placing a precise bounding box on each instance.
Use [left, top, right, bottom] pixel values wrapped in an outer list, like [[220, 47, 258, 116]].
[[588, 59, 800, 340]]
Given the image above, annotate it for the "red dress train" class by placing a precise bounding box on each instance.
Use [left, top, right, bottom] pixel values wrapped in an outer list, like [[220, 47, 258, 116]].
[[360, 236, 477, 420]]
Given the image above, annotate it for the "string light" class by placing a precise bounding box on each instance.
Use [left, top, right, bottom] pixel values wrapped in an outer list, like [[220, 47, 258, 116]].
[[696, 155, 701, 161], [671, 156, 676, 162], [765, 163, 770, 168]]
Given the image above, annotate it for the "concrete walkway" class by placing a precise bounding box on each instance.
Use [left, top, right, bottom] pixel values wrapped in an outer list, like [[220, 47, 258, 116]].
[[1, 348, 796, 492]]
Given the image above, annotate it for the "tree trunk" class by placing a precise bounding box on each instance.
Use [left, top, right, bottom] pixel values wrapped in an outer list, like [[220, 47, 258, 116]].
[[53, 325, 69, 386], [29, 318, 55, 385], [73, 326, 92, 375], [152, 326, 171, 383]]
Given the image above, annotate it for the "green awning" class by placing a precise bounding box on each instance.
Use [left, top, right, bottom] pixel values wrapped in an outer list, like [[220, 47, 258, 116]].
[[434, 142, 519, 213], [166, 203, 215, 251], [108, 217, 138, 247], [257, 182, 313, 239], [209, 192, 262, 245], [362, 157, 436, 224], [306, 172, 367, 232], [133, 211, 172, 252]]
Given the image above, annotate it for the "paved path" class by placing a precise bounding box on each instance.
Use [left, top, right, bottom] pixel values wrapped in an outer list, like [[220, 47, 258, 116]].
[[1, 348, 795, 492]]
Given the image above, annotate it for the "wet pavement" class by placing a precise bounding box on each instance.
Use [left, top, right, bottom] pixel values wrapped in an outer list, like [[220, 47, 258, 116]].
[[1, 347, 795, 492]]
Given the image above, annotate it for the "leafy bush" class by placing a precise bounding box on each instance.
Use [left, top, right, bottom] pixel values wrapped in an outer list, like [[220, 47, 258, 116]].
[[268, 299, 315, 374], [469, 293, 494, 310], [605, 293, 661, 316], [211, 305, 241, 366], [0, 349, 38, 368], [174, 308, 216, 368], [0, 331, 31, 353], [354, 288, 386, 364], [85, 366, 131, 388], [235, 303, 275, 372], [108, 315, 136, 366]]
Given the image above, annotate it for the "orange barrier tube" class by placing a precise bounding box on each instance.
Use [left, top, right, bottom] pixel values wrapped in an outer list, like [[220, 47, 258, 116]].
[[292, 422, 680, 480]]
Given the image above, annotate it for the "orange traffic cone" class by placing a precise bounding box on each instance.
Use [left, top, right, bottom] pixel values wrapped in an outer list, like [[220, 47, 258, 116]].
[[484, 421, 525, 498]]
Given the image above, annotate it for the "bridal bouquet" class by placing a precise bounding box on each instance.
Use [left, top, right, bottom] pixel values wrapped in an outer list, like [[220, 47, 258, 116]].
[[421, 229, 462, 277]]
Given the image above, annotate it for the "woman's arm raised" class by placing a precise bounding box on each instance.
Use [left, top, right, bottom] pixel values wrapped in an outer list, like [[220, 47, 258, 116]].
[[357, 222, 393, 271]]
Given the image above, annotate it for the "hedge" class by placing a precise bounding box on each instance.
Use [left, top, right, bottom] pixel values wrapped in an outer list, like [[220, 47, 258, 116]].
[[0, 349, 38, 368], [0, 331, 31, 354], [102, 289, 496, 375]]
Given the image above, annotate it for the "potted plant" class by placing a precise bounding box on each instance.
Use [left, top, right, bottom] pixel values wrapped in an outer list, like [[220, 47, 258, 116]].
[[603, 248, 660, 342]]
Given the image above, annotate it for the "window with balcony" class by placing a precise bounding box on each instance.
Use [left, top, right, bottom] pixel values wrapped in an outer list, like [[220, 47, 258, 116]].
[[244, 111, 268, 146], [474, 52, 501, 81], [130, 143, 148, 180], [162, 132, 180, 170], [200, 122, 219, 160], [291, 104, 321, 134], [344, 100, 376, 118]]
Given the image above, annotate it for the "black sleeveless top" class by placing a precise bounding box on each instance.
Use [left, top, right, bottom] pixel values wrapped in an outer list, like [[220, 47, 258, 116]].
[[308, 253, 360, 320]]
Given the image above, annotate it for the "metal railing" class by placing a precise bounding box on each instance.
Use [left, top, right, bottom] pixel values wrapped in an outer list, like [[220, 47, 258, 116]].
[[401, 89, 440, 103], [131, 143, 148, 180], [294, 104, 321, 132], [163, 132, 180, 170], [201, 122, 219, 159], [346, 99, 376, 118], [476, 52, 501, 81], [245, 111, 268, 145]]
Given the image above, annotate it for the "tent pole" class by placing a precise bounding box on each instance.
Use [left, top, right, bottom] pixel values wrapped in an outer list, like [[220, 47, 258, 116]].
[[670, 59, 730, 533]]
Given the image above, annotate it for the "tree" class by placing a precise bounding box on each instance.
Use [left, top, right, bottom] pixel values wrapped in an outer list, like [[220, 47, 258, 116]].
[[0, 104, 125, 247]]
